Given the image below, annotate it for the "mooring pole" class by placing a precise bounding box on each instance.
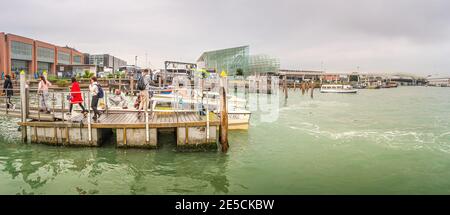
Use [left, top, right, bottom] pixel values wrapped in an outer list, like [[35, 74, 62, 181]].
[[219, 86, 229, 153], [310, 80, 314, 99], [37, 93, 40, 121], [283, 75, 288, 99], [104, 90, 109, 115], [301, 82, 305, 95], [20, 71, 27, 143], [119, 75, 122, 92], [87, 91, 92, 142], [145, 90, 149, 144], [206, 90, 210, 141], [61, 93, 65, 123], [130, 76, 134, 95]]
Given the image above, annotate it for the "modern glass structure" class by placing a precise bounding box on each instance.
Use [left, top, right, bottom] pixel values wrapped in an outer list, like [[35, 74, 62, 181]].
[[197, 46, 249, 76], [248, 54, 280, 75], [196, 46, 280, 76]]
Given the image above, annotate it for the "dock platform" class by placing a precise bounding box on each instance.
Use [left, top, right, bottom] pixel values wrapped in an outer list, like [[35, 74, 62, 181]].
[[11, 110, 220, 150]]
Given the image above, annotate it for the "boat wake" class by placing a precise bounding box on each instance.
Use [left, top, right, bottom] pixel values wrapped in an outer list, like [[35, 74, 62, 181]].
[[289, 122, 450, 153]]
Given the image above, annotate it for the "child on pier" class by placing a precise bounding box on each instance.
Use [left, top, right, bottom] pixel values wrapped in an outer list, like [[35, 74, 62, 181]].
[[68, 77, 87, 116]]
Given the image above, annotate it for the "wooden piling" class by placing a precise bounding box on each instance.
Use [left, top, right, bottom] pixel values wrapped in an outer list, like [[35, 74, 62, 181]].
[[301, 82, 305, 95], [87, 91, 92, 143], [145, 96, 149, 144], [61, 93, 65, 123], [310, 81, 314, 99], [37, 93, 40, 121], [20, 72, 27, 143], [219, 86, 229, 153], [130, 76, 134, 95], [283, 76, 288, 99]]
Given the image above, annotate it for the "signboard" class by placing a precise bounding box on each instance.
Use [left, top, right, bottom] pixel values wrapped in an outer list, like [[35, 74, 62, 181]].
[[60, 66, 64, 71]]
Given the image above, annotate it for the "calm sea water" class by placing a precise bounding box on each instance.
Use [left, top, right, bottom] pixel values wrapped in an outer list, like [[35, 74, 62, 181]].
[[0, 86, 449, 194]]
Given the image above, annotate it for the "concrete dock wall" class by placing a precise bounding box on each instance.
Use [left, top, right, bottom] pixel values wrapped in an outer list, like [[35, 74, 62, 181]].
[[116, 128, 158, 148], [177, 126, 218, 150], [27, 126, 108, 146]]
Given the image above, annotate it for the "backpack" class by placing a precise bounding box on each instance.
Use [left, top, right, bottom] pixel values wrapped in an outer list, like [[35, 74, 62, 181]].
[[137, 76, 146, 91], [96, 84, 104, 98]]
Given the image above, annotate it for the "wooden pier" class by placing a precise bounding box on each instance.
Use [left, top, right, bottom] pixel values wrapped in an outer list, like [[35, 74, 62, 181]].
[[1, 73, 228, 151], [16, 111, 220, 150]]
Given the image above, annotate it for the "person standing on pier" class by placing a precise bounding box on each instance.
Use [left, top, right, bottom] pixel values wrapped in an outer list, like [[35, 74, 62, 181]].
[[137, 69, 151, 118], [89, 76, 102, 121], [2, 75, 15, 110], [68, 77, 87, 116], [37, 75, 52, 114]]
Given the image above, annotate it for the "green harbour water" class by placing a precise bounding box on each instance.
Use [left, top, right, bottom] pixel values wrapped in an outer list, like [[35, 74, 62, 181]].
[[0, 86, 449, 194]]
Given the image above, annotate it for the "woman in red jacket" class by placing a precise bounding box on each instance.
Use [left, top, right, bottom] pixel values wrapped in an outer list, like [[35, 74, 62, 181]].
[[69, 77, 87, 115]]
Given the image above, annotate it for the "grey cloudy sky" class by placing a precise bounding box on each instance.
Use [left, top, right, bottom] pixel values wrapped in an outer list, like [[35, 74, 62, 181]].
[[1, 0, 449, 76]]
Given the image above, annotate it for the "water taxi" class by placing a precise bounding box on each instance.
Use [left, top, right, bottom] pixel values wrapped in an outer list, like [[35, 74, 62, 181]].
[[320, 84, 358, 93]]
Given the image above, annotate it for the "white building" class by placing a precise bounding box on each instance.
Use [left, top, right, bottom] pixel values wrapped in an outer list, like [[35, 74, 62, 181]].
[[427, 77, 450, 87]]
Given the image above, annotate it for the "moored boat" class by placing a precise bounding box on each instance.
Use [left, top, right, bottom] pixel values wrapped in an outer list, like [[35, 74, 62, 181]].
[[320, 84, 357, 93]]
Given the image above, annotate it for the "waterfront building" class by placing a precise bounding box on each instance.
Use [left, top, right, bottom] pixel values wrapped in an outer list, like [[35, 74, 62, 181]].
[[197, 45, 279, 76], [427, 77, 450, 87], [0, 32, 84, 78], [278, 69, 325, 82], [88, 54, 127, 72], [248, 55, 280, 75]]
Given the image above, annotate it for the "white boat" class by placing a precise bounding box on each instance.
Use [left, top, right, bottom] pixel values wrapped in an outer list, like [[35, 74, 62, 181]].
[[150, 90, 251, 130], [320, 84, 357, 93], [221, 110, 251, 130]]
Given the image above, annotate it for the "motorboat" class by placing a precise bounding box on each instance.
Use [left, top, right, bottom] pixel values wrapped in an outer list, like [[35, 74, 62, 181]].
[[320, 84, 357, 93]]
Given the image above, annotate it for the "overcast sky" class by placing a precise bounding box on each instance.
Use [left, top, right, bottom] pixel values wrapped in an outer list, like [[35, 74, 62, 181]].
[[1, 0, 449, 76]]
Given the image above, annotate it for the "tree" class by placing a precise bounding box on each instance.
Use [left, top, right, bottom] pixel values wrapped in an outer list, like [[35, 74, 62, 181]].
[[236, 68, 243, 76]]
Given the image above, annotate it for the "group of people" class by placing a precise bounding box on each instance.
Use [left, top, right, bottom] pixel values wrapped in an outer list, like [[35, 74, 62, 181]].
[[2, 69, 155, 122], [51, 76, 103, 121]]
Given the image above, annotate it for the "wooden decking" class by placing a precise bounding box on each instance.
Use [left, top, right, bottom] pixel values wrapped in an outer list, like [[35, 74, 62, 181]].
[[16, 111, 220, 129]]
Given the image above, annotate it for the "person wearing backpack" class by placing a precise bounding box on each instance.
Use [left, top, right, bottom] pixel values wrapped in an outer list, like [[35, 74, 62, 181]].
[[3, 75, 15, 110], [89, 76, 103, 121], [137, 69, 151, 118]]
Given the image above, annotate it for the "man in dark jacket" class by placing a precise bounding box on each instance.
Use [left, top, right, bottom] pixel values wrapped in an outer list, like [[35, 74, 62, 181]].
[[3, 75, 15, 110]]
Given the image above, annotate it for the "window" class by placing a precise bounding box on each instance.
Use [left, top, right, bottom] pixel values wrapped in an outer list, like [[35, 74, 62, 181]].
[[37, 47, 55, 63], [11, 41, 32, 61], [58, 52, 70, 64], [73, 55, 82, 64]]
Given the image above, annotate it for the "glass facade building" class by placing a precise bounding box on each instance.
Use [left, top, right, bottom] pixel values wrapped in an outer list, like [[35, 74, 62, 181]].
[[248, 54, 280, 75], [197, 46, 249, 76], [197, 46, 280, 76]]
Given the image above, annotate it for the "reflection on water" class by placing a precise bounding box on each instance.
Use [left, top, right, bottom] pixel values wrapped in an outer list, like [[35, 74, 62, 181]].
[[0, 126, 230, 194]]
